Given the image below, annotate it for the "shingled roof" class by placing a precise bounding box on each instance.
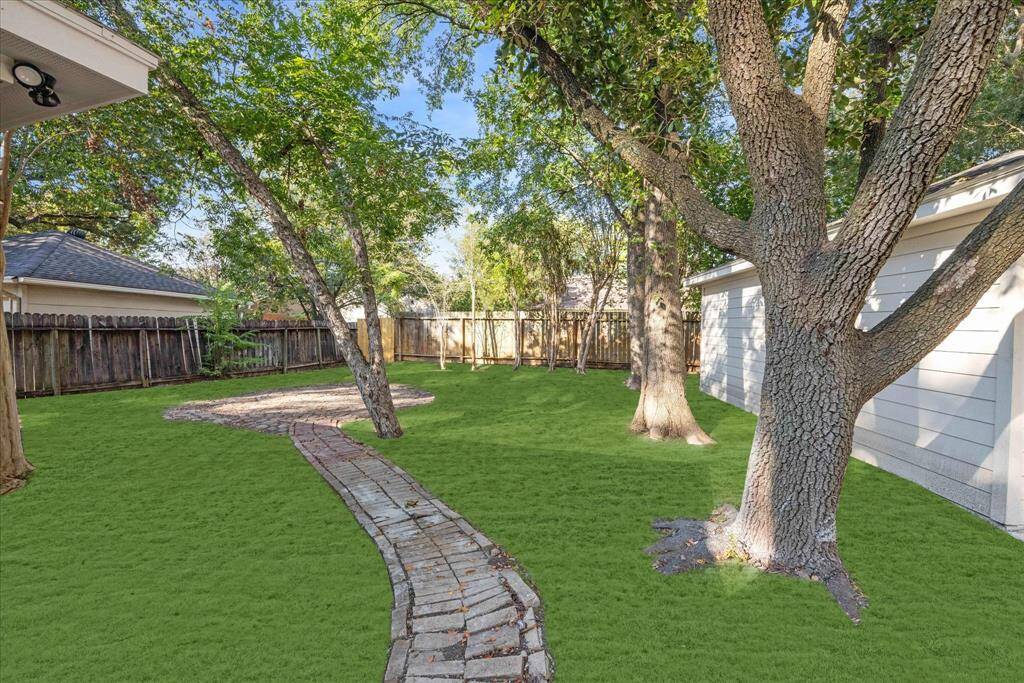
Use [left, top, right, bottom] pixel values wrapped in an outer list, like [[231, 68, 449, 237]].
[[3, 231, 207, 296]]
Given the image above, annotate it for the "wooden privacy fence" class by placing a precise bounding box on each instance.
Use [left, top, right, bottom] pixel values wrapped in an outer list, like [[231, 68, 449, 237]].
[[5, 313, 353, 398], [5, 310, 695, 398], [394, 310, 700, 372]]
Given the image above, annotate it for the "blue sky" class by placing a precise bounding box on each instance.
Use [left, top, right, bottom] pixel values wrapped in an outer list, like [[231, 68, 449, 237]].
[[163, 37, 498, 274], [374, 39, 499, 274]]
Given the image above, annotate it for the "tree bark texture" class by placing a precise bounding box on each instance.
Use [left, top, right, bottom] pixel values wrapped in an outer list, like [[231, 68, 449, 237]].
[[1, 130, 34, 493], [625, 212, 646, 390], [630, 189, 713, 444]]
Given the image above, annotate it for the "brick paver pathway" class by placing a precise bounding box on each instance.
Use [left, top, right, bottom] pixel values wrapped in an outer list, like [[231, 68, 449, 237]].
[[166, 385, 553, 682]]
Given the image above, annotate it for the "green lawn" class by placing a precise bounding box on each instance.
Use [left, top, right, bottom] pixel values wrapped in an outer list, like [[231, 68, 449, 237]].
[[3, 362, 1023, 681]]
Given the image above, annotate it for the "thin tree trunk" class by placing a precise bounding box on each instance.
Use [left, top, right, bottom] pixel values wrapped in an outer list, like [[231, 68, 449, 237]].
[[509, 287, 522, 370], [470, 278, 478, 369], [625, 211, 646, 390], [546, 295, 559, 371], [857, 36, 897, 188], [630, 188, 713, 443], [438, 316, 447, 370], [575, 278, 611, 374], [1, 129, 34, 494]]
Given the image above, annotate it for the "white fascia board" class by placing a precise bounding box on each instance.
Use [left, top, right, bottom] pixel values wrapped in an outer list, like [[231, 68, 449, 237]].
[[2, 0, 159, 93], [685, 162, 1024, 289], [8, 276, 208, 301]]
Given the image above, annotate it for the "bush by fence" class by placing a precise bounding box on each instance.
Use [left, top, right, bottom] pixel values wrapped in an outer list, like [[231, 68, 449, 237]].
[[4, 314, 345, 397]]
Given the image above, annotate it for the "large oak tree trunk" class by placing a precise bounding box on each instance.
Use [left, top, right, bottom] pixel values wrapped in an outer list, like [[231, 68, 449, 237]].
[[630, 188, 712, 444], [625, 213, 646, 390], [731, 287, 863, 581]]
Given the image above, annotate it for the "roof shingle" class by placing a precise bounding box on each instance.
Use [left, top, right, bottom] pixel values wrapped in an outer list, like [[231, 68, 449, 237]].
[[3, 231, 207, 296]]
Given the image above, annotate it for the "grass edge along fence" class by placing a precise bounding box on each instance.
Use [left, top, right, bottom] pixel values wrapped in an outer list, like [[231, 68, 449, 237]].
[[5, 313, 350, 398], [393, 310, 700, 372]]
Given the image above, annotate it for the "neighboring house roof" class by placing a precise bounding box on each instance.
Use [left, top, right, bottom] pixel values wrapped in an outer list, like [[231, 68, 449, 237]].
[[3, 230, 207, 297], [685, 149, 1024, 288], [560, 274, 627, 310]]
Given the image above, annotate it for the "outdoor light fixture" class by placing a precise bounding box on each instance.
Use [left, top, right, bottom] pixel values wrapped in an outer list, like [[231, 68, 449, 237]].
[[11, 62, 61, 108]]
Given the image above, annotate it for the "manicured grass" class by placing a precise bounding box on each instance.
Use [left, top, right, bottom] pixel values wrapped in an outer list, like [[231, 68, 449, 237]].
[[347, 363, 1024, 682], [2, 370, 391, 681], [3, 363, 1023, 681]]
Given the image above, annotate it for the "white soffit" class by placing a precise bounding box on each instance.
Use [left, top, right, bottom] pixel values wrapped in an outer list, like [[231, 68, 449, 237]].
[[685, 152, 1024, 288], [0, 0, 158, 130]]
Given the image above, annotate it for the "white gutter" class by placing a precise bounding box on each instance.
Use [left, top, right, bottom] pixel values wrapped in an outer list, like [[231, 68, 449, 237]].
[[685, 158, 1024, 288], [5, 276, 209, 300]]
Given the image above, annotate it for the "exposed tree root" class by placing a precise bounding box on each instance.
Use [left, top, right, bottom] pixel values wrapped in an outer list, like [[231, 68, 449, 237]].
[[645, 505, 867, 623], [1, 473, 31, 495]]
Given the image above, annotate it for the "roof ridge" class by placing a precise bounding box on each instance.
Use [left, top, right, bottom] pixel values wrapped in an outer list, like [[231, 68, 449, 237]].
[[18, 231, 68, 278]]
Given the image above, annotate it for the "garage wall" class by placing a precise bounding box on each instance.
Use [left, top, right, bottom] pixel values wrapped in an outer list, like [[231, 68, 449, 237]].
[[699, 206, 1024, 526], [22, 283, 204, 317]]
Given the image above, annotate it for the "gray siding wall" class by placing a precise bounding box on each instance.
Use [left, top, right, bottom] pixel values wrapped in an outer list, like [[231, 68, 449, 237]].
[[699, 207, 1024, 525]]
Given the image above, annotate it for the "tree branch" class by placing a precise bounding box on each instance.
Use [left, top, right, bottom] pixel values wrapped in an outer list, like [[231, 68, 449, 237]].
[[96, 0, 369, 365], [826, 0, 1014, 314], [801, 0, 853, 133], [707, 0, 819, 191], [858, 182, 1024, 398], [463, 6, 752, 259]]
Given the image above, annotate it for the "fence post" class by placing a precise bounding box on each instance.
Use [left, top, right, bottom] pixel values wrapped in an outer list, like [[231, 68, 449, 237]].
[[139, 328, 150, 387], [460, 317, 466, 363], [49, 328, 61, 396], [282, 327, 289, 373], [315, 326, 323, 367], [397, 316, 403, 361]]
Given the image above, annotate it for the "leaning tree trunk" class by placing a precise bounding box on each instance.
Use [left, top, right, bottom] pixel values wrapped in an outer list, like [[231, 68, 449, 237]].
[[625, 213, 646, 390], [140, 60, 403, 439], [630, 188, 712, 443]]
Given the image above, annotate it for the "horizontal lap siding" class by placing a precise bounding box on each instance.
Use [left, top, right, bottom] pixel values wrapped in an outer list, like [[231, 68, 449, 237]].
[[699, 208, 1024, 520]]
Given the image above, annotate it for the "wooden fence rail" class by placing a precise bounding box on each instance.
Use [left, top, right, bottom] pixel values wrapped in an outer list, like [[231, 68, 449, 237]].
[[393, 310, 700, 372], [4, 313, 347, 398], [6, 310, 698, 398]]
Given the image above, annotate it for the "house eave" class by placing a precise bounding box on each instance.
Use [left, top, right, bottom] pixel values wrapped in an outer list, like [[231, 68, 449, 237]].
[[5, 276, 208, 301]]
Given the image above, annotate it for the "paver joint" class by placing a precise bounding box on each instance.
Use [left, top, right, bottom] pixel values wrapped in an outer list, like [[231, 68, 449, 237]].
[[166, 384, 553, 682]]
